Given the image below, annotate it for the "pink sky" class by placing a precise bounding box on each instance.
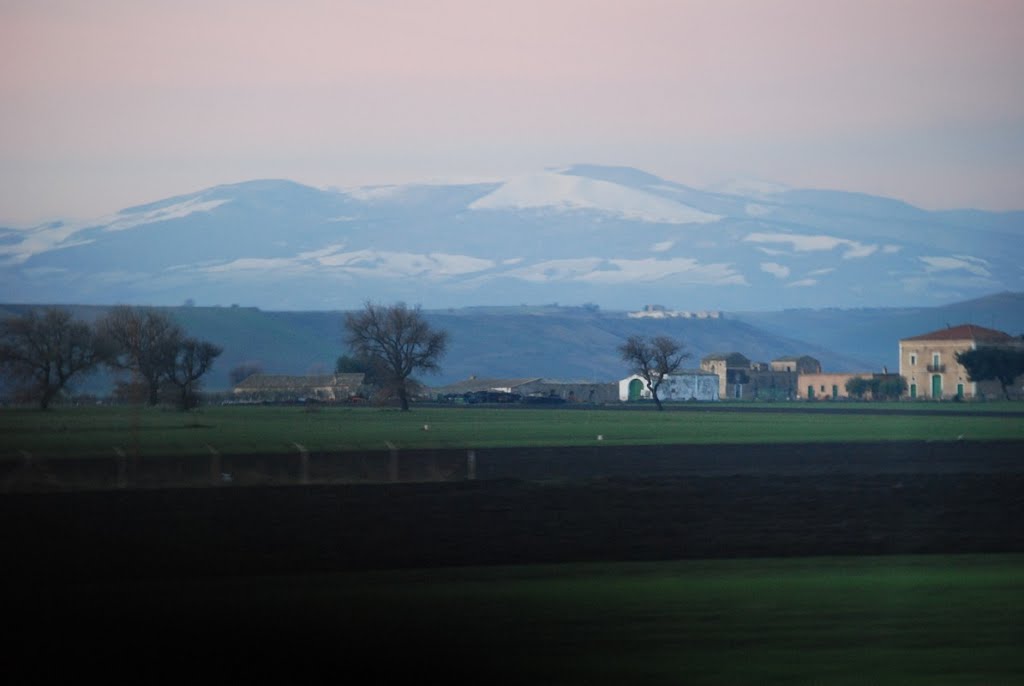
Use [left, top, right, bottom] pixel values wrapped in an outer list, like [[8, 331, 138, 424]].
[[1, 0, 1022, 224]]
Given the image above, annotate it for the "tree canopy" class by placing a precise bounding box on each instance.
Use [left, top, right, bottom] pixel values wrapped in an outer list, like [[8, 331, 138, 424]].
[[618, 335, 690, 410], [845, 375, 907, 401], [956, 346, 1024, 399], [344, 302, 448, 411], [0, 307, 108, 409], [98, 306, 222, 408], [98, 306, 183, 405], [164, 337, 223, 409]]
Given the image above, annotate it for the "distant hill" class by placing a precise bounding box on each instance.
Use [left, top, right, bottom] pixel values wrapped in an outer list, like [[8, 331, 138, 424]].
[[4, 292, 1020, 396]]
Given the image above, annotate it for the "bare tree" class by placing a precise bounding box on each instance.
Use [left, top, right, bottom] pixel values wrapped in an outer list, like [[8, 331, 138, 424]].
[[0, 307, 108, 409], [98, 306, 183, 405], [164, 338, 223, 409], [344, 302, 448, 411], [618, 335, 690, 410]]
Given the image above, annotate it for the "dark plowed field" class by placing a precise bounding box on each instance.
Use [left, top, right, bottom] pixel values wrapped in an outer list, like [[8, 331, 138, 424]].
[[3, 440, 1023, 683], [3, 441, 1022, 582]]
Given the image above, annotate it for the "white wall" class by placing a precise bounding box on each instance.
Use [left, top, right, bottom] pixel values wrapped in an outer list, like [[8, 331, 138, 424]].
[[619, 373, 720, 401]]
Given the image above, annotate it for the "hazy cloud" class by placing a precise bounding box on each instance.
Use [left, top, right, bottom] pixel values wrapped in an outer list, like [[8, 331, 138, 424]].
[[760, 262, 790, 279]]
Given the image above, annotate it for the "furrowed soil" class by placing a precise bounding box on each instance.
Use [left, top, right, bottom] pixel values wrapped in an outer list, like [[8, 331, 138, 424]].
[[3, 441, 1023, 579]]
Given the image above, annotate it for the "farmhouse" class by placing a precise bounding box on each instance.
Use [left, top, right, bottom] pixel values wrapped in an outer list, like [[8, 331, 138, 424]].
[[797, 372, 871, 400], [699, 353, 818, 400], [232, 373, 364, 402], [619, 371, 720, 402], [700, 352, 751, 399], [899, 323, 1020, 400]]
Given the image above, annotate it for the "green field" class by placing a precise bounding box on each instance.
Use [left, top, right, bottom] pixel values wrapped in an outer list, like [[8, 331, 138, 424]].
[[3, 404, 1024, 458], [56, 554, 1024, 684], [2, 405, 1024, 458]]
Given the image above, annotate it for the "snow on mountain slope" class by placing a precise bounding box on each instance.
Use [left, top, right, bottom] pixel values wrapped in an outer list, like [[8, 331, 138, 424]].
[[1, 165, 1021, 311], [705, 177, 791, 198], [0, 196, 229, 265], [469, 171, 721, 224]]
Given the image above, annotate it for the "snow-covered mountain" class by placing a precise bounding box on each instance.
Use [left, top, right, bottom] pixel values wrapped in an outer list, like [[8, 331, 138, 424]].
[[2, 165, 1021, 310]]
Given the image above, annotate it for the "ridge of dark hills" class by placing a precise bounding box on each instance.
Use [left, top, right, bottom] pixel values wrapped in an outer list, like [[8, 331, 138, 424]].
[[2, 292, 1021, 394]]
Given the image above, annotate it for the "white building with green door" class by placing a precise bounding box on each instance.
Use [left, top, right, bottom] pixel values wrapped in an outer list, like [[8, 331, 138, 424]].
[[619, 372, 720, 402]]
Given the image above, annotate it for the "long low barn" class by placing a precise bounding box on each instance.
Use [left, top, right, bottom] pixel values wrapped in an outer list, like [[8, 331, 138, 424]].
[[233, 373, 365, 402], [431, 377, 620, 404]]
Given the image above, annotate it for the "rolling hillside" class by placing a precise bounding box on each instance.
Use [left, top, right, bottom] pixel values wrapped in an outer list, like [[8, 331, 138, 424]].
[[7, 292, 1022, 396]]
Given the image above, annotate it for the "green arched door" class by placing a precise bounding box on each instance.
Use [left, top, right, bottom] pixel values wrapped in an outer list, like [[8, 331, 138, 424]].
[[628, 378, 644, 401], [931, 374, 942, 399]]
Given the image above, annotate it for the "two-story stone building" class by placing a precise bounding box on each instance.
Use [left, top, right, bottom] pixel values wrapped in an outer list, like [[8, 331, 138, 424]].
[[898, 324, 1014, 400], [701, 352, 820, 400]]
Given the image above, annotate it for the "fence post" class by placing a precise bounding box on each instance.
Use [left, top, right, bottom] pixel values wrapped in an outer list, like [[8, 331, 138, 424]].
[[114, 447, 127, 489], [386, 442, 398, 482], [294, 443, 309, 485], [207, 445, 221, 486]]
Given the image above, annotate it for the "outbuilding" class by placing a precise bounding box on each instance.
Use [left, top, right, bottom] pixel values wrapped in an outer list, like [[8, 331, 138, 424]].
[[619, 371, 719, 402]]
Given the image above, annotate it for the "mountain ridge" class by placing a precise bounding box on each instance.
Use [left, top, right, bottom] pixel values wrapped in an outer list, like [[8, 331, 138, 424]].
[[2, 165, 1021, 312]]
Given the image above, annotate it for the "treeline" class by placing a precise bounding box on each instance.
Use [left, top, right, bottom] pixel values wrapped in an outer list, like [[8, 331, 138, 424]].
[[1, 301, 449, 413], [0, 306, 221, 410]]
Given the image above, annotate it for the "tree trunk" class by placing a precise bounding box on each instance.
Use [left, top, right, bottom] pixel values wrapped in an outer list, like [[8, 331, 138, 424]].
[[646, 379, 664, 411], [398, 385, 410, 411], [178, 384, 192, 411]]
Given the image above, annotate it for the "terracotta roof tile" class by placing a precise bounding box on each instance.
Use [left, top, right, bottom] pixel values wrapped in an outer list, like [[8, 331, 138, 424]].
[[900, 324, 1012, 343]]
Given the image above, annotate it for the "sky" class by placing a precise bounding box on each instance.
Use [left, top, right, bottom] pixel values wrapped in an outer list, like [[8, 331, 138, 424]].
[[1, 0, 1023, 226]]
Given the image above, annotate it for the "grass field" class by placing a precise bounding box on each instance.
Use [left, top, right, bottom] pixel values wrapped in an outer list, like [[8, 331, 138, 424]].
[[3, 404, 1024, 459], [6, 403, 1021, 682], [34, 554, 1024, 684]]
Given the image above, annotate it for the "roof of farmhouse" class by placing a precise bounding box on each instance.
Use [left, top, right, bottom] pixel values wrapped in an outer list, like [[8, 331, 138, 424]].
[[900, 324, 1013, 343]]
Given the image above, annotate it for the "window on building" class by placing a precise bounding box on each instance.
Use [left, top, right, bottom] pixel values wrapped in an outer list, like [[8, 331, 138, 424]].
[[910, 354, 917, 365], [933, 353, 940, 367]]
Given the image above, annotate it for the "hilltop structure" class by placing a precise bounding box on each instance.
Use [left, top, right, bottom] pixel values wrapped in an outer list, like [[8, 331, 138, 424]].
[[628, 305, 721, 320]]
